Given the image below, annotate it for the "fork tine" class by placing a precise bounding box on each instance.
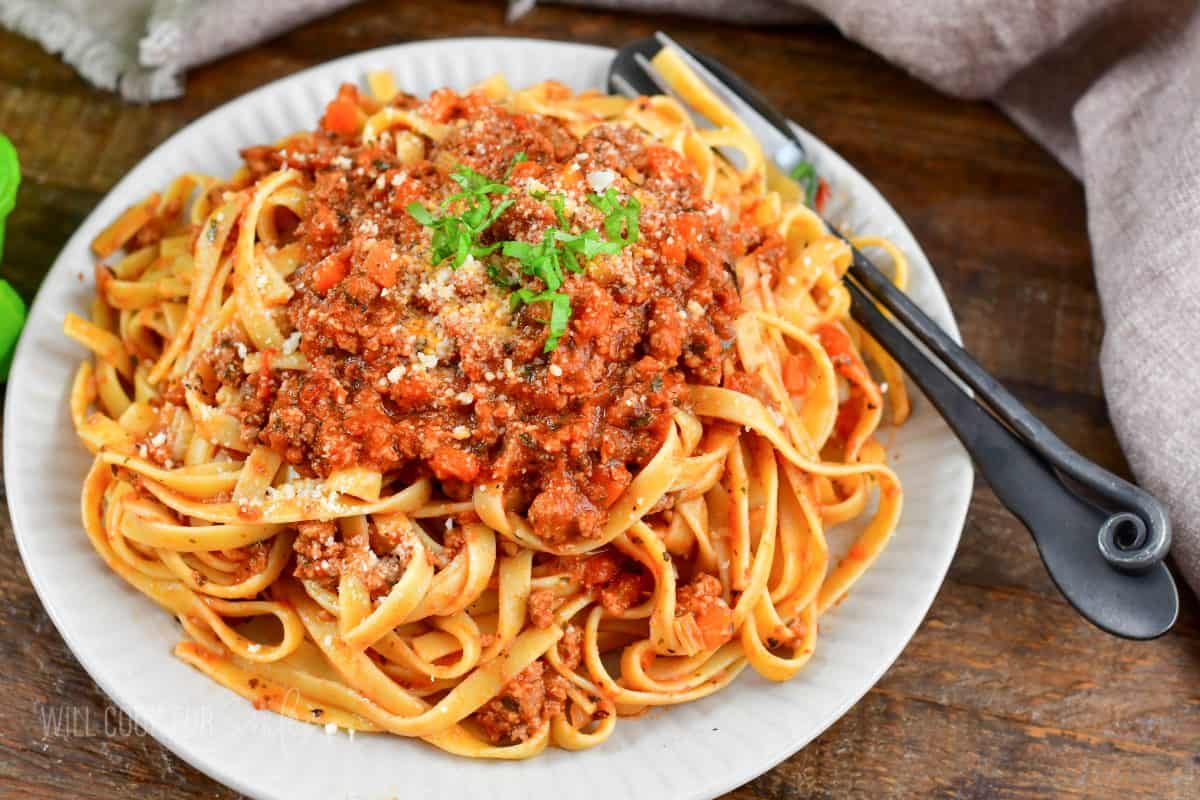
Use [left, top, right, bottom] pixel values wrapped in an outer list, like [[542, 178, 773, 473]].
[[632, 52, 675, 97], [653, 32, 750, 125], [652, 31, 805, 173], [631, 36, 749, 170], [633, 52, 718, 133], [635, 48, 718, 133], [610, 73, 642, 100]]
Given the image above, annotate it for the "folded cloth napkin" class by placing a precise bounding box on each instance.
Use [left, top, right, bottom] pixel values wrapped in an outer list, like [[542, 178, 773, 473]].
[[0, 0, 359, 101], [519, 0, 1200, 594], [5, 0, 1198, 596]]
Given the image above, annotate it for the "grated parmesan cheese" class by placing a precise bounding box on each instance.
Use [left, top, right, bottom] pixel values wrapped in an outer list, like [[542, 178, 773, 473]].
[[416, 266, 456, 306], [522, 177, 548, 195], [586, 169, 616, 193]]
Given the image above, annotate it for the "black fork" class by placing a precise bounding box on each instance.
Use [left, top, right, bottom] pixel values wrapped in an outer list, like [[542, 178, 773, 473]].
[[609, 34, 1179, 640]]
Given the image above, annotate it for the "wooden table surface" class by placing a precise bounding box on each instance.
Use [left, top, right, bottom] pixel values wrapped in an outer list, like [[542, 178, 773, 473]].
[[1, 2, 1197, 798]]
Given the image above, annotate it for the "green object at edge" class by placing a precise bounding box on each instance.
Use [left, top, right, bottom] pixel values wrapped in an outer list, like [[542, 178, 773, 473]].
[[0, 132, 25, 380], [0, 132, 17, 260]]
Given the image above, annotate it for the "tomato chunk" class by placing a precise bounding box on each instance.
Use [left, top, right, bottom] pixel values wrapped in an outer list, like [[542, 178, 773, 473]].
[[310, 251, 350, 292], [781, 352, 811, 396], [363, 240, 398, 288], [677, 573, 734, 650], [814, 178, 831, 213], [322, 98, 361, 135], [815, 324, 872, 387]]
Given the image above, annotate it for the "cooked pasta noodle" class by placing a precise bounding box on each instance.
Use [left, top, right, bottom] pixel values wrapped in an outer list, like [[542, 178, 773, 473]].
[[65, 57, 909, 758]]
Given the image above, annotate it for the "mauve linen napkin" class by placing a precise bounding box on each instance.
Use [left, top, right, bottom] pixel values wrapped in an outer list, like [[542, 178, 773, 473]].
[[4, 1, 1198, 596], [0, 0, 358, 101]]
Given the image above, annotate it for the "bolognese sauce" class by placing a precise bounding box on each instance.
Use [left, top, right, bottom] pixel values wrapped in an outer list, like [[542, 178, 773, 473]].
[[218, 84, 766, 547], [68, 65, 906, 755]]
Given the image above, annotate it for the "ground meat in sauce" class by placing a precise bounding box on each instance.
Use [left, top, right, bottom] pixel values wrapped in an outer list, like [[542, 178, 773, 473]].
[[675, 572, 735, 650], [293, 516, 418, 594], [556, 624, 584, 672], [230, 542, 269, 583], [527, 588, 563, 629], [293, 520, 342, 581], [192, 85, 774, 549], [473, 659, 568, 744], [559, 549, 653, 616]]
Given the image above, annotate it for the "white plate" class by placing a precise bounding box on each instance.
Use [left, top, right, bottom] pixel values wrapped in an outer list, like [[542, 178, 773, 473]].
[[5, 38, 972, 800]]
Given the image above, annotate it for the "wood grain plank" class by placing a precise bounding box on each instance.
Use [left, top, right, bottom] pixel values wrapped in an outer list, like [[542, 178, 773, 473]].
[[2, 182, 103, 301], [725, 691, 1200, 800], [880, 579, 1200, 750]]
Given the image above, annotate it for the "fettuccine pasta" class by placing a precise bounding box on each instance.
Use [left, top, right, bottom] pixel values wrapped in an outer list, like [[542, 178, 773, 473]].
[[65, 56, 910, 757]]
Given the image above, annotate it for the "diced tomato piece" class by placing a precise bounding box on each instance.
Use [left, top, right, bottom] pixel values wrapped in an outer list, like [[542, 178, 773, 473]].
[[661, 236, 686, 268], [694, 600, 734, 650], [509, 160, 541, 182], [834, 393, 864, 440], [363, 240, 398, 288], [587, 461, 632, 509], [781, 352, 811, 396], [815, 323, 852, 359], [661, 213, 702, 268], [815, 178, 831, 213], [310, 251, 350, 292], [560, 164, 583, 189], [257, 349, 277, 402], [815, 324, 873, 387], [645, 145, 688, 181], [677, 574, 734, 650], [322, 98, 361, 135], [429, 445, 480, 483]]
